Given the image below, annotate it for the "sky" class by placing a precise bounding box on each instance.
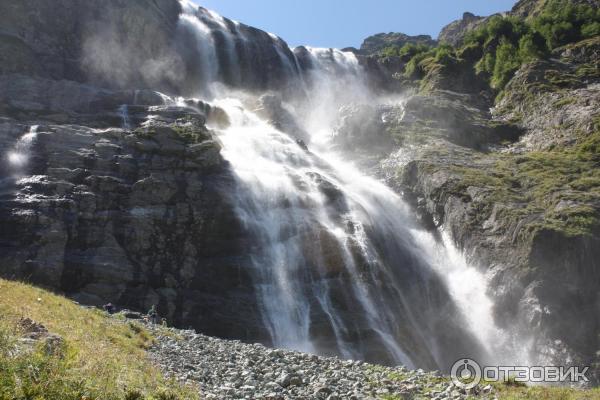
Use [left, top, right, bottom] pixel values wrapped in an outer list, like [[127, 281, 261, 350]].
[[193, 1, 518, 49]]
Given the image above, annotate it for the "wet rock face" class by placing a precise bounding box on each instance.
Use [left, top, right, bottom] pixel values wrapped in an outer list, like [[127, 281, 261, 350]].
[[0, 87, 266, 341], [0, 0, 307, 96], [175, 6, 305, 97], [332, 103, 398, 153], [254, 94, 310, 143], [331, 93, 522, 163]]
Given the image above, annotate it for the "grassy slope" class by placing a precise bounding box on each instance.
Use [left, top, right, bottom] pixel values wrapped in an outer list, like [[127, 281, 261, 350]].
[[0, 279, 198, 400], [491, 381, 600, 400]]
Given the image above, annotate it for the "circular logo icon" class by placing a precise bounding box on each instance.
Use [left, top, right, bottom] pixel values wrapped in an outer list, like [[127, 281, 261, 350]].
[[451, 358, 482, 389]]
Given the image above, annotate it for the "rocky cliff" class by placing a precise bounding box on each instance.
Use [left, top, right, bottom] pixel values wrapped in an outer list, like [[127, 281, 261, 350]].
[[0, 0, 307, 343], [438, 12, 490, 46], [0, 0, 183, 90], [351, 0, 600, 380], [0, 0, 484, 371], [0, 75, 272, 341]]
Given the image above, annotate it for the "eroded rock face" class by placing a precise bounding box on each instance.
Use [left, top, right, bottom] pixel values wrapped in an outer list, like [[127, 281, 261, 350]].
[[0, 0, 183, 91], [331, 93, 521, 162], [373, 43, 600, 377], [396, 153, 600, 378], [0, 0, 311, 97], [438, 12, 489, 47], [0, 84, 269, 341], [494, 57, 600, 152]]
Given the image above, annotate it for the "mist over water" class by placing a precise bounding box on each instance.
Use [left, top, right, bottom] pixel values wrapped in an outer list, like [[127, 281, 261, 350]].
[[164, 1, 533, 371]]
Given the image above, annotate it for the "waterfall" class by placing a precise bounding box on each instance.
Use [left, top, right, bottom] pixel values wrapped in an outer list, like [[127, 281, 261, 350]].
[[177, 3, 303, 96], [7, 125, 38, 170], [205, 95, 493, 369], [179, 13, 220, 94], [119, 104, 131, 130], [173, 1, 518, 371]]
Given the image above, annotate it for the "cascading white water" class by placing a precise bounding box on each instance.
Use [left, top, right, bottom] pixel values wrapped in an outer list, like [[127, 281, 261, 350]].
[[211, 97, 421, 366], [119, 104, 131, 130], [179, 13, 220, 92], [177, 3, 304, 97], [7, 125, 39, 169], [173, 1, 524, 371]]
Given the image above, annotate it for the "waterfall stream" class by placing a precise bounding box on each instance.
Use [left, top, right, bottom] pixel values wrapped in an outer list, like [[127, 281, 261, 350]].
[[172, 2, 523, 371], [7, 125, 39, 170]]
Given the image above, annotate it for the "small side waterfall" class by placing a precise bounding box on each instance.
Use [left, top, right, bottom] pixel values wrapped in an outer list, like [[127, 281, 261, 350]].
[[119, 104, 131, 130], [7, 125, 39, 170], [172, 1, 525, 371]]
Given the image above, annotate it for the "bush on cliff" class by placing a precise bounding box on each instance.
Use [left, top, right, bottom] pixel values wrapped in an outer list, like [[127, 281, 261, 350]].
[[533, 0, 600, 48], [380, 42, 432, 61], [392, 0, 598, 93]]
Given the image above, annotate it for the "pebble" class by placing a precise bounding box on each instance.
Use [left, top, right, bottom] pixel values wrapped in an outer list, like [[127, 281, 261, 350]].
[[145, 324, 494, 399]]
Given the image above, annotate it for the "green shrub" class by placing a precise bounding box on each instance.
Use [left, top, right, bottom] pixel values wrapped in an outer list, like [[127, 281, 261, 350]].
[[492, 39, 521, 89], [532, 0, 599, 48], [395, 0, 598, 93], [125, 390, 146, 400], [581, 21, 600, 38], [404, 52, 434, 79], [518, 31, 549, 61], [434, 44, 457, 65], [380, 43, 432, 60]]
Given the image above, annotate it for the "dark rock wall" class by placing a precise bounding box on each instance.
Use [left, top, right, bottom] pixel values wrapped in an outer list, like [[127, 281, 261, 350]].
[[0, 82, 264, 340], [0, 0, 183, 90]]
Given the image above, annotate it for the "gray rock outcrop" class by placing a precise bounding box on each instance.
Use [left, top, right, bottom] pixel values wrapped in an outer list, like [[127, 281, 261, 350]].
[[438, 12, 489, 47]]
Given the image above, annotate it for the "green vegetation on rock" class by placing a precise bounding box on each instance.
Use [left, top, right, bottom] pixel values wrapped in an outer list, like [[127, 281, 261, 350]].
[[449, 118, 600, 238], [379, 0, 599, 94]]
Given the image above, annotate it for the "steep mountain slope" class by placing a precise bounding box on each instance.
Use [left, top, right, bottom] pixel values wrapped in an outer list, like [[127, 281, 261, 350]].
[[355, 0, 600, 381]]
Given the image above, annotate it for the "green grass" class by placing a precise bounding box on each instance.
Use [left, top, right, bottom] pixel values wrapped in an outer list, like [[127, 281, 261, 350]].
[[446, 119, 600, 238], [552, 97, 577, 108], [0, 279, 198, 400], [491, 380, 600, 400]]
